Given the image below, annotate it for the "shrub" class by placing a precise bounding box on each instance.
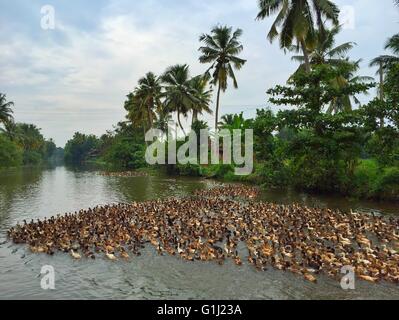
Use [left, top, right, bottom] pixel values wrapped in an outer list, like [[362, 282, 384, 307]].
[[372, 167, 399, 200], [0, 135, 23, 168]]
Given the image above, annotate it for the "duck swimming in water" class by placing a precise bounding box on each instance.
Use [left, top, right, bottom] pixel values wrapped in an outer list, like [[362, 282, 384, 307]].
[[70, 250, 81, 260], [6, 184, 399, 285]]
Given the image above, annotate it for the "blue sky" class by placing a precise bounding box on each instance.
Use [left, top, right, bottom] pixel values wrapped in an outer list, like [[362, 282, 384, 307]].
[[1, 0, 398, 146]]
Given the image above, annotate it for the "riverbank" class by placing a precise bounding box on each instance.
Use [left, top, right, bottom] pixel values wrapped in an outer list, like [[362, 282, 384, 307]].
[[161, 160, 399, 203]]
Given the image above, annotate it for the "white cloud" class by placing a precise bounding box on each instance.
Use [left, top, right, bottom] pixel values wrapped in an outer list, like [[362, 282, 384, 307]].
[[1, 0, 398, 145]]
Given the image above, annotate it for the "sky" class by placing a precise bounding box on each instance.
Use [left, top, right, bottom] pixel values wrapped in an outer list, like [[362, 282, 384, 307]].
[[0, 0, 398, 147]]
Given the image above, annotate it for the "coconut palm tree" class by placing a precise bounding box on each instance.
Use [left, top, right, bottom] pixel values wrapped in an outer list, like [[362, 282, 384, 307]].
[[134, 72, 163, 129], [219, 114, 235, 128], [256, 0, 340, 72], [162, 64, 198, 135], [198, 25, 246, 132], [124, 92, 154, 141], [189, 75, 213, 125], [0, 93, 14, 127], [219, 112, 252, 132], [290, 27, 373, 113], [385, 34, 399, 57], [290, 26, 355, 73], [0, 120, 18, 141], [327, 60, 374, 114], [370, 34, 399, 107]]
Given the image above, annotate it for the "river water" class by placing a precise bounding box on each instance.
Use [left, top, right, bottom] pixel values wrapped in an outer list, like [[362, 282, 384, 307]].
[[0, 166, 398, 300]]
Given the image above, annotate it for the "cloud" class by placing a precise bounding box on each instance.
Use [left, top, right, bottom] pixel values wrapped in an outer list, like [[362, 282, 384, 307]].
[[0, 0, 398, 145]]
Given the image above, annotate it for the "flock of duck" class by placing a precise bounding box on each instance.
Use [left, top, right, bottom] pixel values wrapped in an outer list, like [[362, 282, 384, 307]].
[[8, 185, 399, 284], [98, 171, 148, 177]]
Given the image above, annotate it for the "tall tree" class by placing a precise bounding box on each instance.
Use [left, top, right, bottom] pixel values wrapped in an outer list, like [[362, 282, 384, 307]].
[[290, 27, 372, 113], [369, 33, 399, 126], [124, 93, 152, 143], [256, 0, 340, 72], [135, 72, 163, 129], [198, 25, 246, 132], [290, 26, 355, 72], [162, 64, 198, 135], [326, 60, 374, 114], [189, 75, 213, 125], [0, 93, 14, 127]]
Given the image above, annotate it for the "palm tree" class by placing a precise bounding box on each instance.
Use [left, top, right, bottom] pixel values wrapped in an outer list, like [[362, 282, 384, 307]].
[[198, 25, 246, 132], [290, 26, 355, 73], [370, 33, 399, 108], [189, 75, 213, 125], [290, 27, 373, 113], [219, 114, 235, 128], [327, 60, 374, 114], [124, 92, 153, 141], [219, 112, 252, 132], [256, 0, 340, 72], [162, 64, 198, 135], [134, 72, 163, 129], [0, 93, 14, 127], [385, 34, 399, 57], [0, 120, 18, 140]]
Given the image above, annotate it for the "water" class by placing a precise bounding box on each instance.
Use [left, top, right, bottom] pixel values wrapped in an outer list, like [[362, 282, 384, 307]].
[[0, 166, 398, 300]]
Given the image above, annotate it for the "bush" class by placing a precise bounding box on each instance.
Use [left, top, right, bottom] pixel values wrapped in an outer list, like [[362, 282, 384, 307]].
[[352, 159, 379, 197], [175, 163, 202, 176], [372, 167, 399, 200], [0, 135, 23, 168], [104, 139, 146, 169], [23, 150, 43, 166], [202, 164, 235, 179], [255, 159, 289, 188]]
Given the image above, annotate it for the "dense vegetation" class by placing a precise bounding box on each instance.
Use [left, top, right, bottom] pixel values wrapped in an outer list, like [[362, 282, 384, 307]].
[[0, 94, 60, 169], [27, 1, 399, 200]]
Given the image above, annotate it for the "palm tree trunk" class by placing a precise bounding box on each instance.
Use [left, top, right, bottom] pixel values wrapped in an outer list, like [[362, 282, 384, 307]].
[[143, 124, 148, 147], [192, 110, 198, 126], [300, 39, 311, 73], [177, 111, 186, 136], [379, 62, 385, 128], [215, 83, 222, 132], [147, 102, 153, 129]]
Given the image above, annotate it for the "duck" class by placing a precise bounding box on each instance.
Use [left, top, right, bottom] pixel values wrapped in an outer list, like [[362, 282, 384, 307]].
[[70, 250, 81, 260], [105, 252, 117, 261], [120, 249, 129, 259], [357, 275, 379, 283], [6, 184, 399, 285], [303, 273, 317, 283]]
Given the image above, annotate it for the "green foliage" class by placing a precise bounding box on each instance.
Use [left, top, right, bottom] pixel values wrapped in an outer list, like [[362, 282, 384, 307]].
[[202, 164, 235, 179], [0, 121, 56, 168], [175, 163, 202, 177], [353, 160, 379, 197], [0, 134, 23, 168], [103, 139, 146, 170], [64, 132, 99, 165], [373, 167, 399, 200], [0, 93, 14, 125]]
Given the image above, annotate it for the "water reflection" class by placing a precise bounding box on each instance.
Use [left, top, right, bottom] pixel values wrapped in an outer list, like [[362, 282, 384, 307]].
[[0, 168, 44, 228]]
